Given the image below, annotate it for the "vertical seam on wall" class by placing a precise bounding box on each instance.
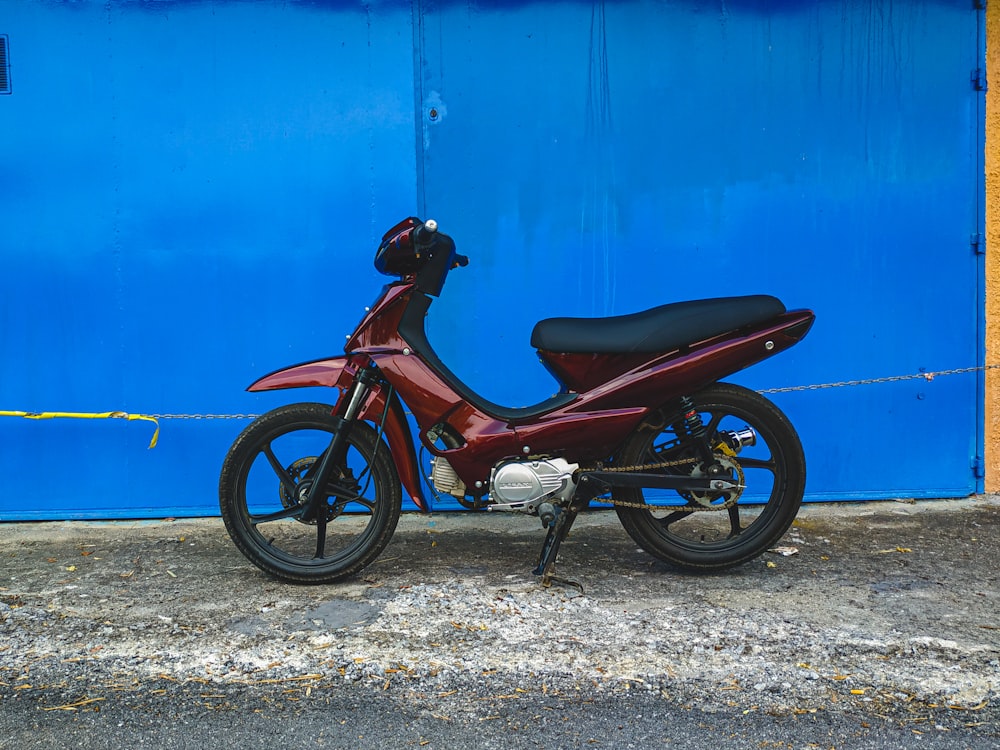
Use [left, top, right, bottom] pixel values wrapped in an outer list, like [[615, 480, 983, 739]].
[[412, 1, 426, 217], [984, 0, 997, 492]]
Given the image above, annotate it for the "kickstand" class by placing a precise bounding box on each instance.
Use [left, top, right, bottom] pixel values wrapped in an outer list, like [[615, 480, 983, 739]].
[[532, 506, 581, 590]]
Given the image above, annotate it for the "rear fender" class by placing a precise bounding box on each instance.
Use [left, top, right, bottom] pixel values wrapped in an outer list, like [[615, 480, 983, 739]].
[[247, 355, 428, 511]]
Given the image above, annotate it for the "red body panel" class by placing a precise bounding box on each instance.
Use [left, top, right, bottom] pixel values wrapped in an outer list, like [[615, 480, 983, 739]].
[[248, 276, 815, 506], [554, 311, 814, 413], [346, 283, 413, 354], [537, 351, 653, 393], [373, 312, 813, 487]]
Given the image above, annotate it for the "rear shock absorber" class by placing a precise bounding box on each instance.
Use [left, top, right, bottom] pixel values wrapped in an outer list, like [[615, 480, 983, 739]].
[[676, 396, 716, 467], [678, 396, 705, 439]]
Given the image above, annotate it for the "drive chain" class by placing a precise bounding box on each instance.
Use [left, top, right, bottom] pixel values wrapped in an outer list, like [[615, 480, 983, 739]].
[[583, 454, 746, 513]]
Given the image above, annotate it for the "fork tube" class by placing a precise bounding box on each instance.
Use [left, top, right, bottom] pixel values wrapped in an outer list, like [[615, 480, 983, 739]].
[[303, 372, 374, 517], [340, 375, 372, 421]]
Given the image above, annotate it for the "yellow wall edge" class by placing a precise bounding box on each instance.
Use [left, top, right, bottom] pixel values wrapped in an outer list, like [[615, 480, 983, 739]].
[[986, 2, 999, 491]]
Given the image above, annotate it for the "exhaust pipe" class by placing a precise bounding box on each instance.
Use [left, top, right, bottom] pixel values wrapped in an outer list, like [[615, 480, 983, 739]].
[[723, 427, 757, 453]]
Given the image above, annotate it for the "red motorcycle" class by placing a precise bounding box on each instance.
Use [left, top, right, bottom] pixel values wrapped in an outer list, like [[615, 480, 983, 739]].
[[219, 218, 815, 585]]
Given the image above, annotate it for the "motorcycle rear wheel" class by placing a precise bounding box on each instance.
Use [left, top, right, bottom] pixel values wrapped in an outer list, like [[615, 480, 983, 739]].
[[613, 383, 805, 572], [219, 402, 401, 584]]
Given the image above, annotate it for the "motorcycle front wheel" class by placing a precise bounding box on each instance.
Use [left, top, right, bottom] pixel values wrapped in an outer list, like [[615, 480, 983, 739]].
[[219, 402, 401, 584], [613, 383, 805, 572]]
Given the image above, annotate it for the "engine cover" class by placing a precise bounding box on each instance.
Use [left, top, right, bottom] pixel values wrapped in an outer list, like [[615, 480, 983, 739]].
[[489, 458, 578, 512]]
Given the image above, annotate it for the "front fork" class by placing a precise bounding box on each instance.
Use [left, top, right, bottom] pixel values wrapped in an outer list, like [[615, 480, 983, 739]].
[[300, 367, 380, 525]]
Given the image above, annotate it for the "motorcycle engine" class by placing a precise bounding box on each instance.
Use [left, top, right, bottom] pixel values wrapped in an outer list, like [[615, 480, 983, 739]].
[[488, 458, 578, 513]]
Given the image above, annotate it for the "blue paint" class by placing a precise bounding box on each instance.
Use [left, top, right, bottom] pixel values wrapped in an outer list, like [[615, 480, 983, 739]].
[[2, 1, 418, 519], [418, 0, 983, 502], [0, 0, 984, 520]]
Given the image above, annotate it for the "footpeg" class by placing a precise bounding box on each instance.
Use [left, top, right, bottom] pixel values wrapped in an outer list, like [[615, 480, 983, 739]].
[[538, 502, 557, 528]]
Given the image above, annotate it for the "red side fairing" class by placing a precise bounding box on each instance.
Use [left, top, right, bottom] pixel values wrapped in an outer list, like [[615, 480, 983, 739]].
[[371, 350, 645, 485], [537, 351, 654, 393], [369, 310, 815, 489], [347, 283, 414, 353]]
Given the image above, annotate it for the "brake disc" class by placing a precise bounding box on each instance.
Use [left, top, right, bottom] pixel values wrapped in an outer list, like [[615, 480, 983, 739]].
[[278, 457, 359, 525]]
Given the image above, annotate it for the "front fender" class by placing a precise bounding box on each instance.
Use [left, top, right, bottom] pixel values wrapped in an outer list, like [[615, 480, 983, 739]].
[[247, 355, 429, 512], [248, 356, 355, 392]]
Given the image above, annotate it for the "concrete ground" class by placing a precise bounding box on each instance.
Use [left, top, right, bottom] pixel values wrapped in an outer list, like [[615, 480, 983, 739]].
[[1, 497, 998, 748]]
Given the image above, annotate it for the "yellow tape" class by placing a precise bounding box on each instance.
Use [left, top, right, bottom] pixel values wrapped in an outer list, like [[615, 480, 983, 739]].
[[0, 410, 159, 449]]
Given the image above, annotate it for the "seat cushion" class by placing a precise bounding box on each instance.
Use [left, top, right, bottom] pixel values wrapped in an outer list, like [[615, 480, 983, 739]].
[[530, 296, 786, 354]]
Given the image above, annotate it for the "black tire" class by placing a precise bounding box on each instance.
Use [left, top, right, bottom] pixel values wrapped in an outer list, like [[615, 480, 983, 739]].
[[219, 402, 401, 584], [614, 383, 805, 572]]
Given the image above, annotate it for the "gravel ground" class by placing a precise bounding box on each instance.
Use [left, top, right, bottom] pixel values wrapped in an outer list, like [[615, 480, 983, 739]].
[[1, 497, 998, 747]]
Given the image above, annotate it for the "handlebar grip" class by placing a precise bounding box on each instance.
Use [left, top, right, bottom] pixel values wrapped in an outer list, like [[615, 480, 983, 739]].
[[413, 219, 439, 248]]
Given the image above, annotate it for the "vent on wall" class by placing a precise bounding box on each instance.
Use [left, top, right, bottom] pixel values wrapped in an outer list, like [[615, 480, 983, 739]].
[[0, 35, 9, 94]]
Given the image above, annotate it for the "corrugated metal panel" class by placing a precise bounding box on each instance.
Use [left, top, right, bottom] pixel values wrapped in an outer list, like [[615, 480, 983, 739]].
[[0, 0, 984, 520], [0, 2, 417, 519], [417, 0, 984, 502]]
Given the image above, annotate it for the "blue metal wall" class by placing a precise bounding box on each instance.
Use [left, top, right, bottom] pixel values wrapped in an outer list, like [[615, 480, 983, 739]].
[[0, 1, 984, 520]]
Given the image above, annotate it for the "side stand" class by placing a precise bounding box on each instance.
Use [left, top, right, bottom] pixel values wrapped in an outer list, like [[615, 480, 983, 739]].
[[532, 505, 581, 590]]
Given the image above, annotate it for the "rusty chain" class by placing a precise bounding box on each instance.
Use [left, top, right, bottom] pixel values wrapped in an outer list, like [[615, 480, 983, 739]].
[[582, 444, 747, 513], [150, 363, 999, 422], [757, 363, 1000, 394], [150, 363, 991, 513]]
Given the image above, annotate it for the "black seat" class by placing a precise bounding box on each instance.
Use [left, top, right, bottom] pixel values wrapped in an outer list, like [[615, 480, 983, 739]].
[[530, 296, 786, 354]]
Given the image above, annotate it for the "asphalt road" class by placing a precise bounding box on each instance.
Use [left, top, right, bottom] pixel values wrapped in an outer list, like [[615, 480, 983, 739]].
[[2, 670, 997, 749]]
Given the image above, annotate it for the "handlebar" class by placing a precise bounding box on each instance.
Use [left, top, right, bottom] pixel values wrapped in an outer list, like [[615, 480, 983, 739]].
[[414, 219, 468, 268], [410, 218, 469, 296], [413, 218, 438, 249]]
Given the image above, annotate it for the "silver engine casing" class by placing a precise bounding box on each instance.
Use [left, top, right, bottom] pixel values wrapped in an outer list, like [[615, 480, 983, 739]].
[[430, 457, 467, 498], [488, 458, 578, 514]]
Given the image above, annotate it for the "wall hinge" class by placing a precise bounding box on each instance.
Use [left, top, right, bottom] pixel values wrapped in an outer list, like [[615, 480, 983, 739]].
[[972, 68, 987, 92], [971, 233, 985, 254], [973, 456, 985, 480], [973, 0, 985, 10]]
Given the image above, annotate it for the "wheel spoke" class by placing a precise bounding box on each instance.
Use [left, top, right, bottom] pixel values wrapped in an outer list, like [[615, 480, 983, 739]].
[[727, 504, 743, 537], [703, 408, 726, 437], [326, 481, 361, 498], [658, 509, 694, 528], [736, 457, 776, 472], [249, 505, 304, 524], [314, 517, 328, 559], [263, 442, 299, 496], [337, 495, 376, 512]]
